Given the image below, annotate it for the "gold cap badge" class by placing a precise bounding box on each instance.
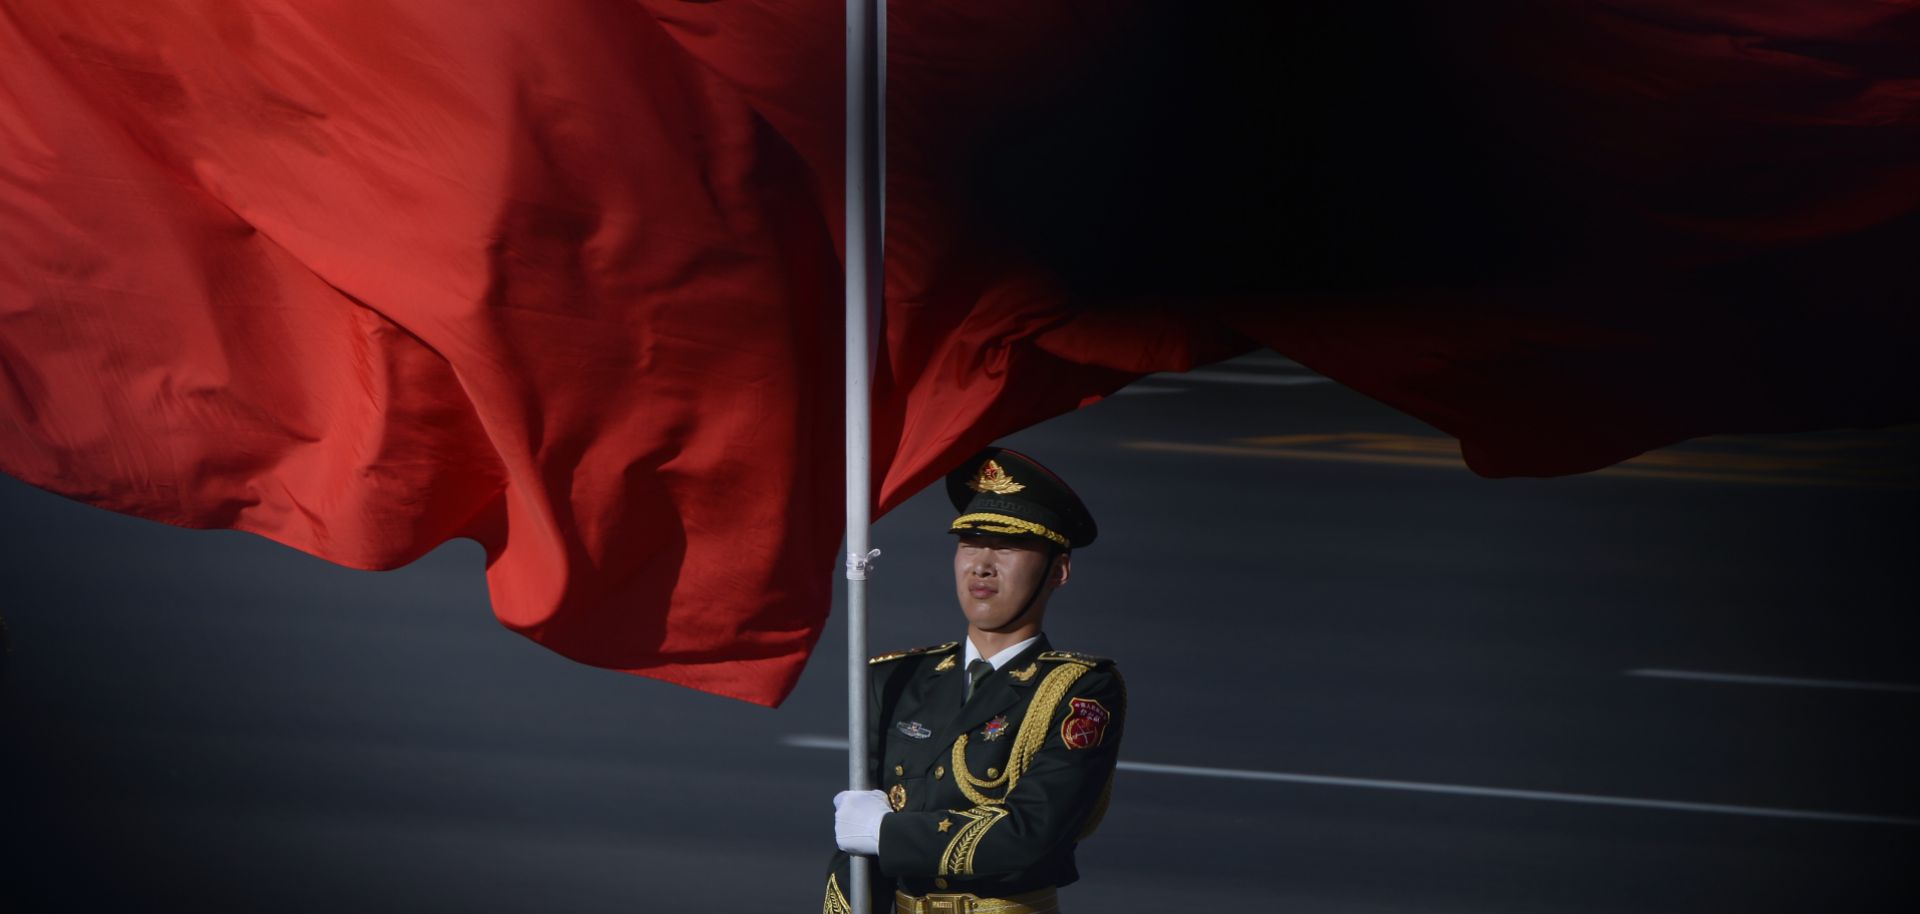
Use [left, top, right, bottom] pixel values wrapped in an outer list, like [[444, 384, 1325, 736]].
[[969, 459, 1026, 495]]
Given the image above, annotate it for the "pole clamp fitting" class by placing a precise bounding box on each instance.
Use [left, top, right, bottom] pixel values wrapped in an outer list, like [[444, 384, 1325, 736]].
[[845, 548, 882, 581]]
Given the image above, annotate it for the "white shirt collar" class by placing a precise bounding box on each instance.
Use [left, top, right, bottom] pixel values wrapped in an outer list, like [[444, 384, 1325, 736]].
[[963, 633, 1041, 671]]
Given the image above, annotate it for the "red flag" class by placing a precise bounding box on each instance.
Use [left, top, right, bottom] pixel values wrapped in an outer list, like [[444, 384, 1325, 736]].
[[4, 2, 1915, 705], [1, 1, 848, 704], [859, 0, 1920, 484]]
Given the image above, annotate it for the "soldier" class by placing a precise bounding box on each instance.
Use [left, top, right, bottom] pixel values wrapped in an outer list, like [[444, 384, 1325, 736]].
[[827, 447, 1125, 914]]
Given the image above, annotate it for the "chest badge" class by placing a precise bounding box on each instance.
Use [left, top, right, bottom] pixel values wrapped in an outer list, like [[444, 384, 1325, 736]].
[[981, 715, 1009, 742], [888, 783, 908, 811], [896, 720, 933, 740]]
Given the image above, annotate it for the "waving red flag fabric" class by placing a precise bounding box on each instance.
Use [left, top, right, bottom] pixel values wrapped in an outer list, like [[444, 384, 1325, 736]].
[[863, 0, 1920, 485], [1, 1, 849, 704], [3, 2, 1915, 705]]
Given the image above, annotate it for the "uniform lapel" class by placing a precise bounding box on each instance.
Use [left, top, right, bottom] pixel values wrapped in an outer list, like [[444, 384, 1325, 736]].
[[899, 653, 966, 772], [900, 636, 1050, 773], [946, 636, 1051, 746]]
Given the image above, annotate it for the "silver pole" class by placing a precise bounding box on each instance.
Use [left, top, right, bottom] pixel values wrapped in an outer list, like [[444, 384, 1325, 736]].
[[844, 0, 881, 912]]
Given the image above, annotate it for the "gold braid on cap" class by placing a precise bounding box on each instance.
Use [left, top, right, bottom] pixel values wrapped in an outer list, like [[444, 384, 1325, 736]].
[[950, 513, 1069, 548]]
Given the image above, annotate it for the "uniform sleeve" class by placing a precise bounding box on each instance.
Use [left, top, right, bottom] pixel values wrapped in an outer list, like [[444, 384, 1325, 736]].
[[822, 855, 853, 914], [823, 849, 894, 914], [876, 664, 1125, 879], [821, 659, 910, 909]]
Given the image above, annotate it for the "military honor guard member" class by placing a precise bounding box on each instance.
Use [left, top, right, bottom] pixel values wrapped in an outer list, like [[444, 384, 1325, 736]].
[[827, 448, 1125, 914]]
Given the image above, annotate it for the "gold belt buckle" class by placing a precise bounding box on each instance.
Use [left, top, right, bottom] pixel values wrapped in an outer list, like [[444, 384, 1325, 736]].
[[897, 887, 1054, 914], [925, 893, 974, 914]]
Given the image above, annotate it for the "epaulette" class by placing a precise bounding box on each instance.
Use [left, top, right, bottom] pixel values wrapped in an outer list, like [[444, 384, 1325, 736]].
[[1037, 650, 1112, 667], [869, 640, 961, 665]]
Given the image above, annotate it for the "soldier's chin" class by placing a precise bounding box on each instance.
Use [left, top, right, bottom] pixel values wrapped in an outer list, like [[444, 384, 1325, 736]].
[[962, 602, 1005, 625]]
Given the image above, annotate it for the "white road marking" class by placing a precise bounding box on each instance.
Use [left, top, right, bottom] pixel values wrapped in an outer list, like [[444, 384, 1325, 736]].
[[1153, 370, 1331, 387], [782, 734, 1918, 827], [1626, 668, 1920, 694]]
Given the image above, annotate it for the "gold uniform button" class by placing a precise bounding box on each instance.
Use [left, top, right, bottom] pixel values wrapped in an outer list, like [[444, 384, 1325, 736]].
[[934, 878, 948, 890], [934, 765, 945, 780], [894, 764, 904, 776], [987, 767, 1000, 778]]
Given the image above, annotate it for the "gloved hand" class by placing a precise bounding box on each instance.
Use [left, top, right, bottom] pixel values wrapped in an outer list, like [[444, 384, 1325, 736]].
[[833, 789, 891, 856]]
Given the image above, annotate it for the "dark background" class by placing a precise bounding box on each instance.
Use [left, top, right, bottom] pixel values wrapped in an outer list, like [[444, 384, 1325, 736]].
[[968, 5, 1558, 300], [4, 354, 1916, 912]]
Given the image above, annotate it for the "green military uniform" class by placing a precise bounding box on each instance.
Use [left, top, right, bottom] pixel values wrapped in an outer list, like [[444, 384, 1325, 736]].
[[826, 447, 1123, 914], [825, 639, 1125, 912]]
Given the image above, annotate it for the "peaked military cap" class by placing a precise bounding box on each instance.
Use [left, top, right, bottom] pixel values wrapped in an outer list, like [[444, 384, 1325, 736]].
[[945, 447, 1097, 550]]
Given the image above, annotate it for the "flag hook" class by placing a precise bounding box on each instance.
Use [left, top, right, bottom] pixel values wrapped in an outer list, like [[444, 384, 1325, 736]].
[[845, 548, 882, 581]]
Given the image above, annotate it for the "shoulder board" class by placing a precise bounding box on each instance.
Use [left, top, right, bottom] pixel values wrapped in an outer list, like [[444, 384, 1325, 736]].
[[869, 641, 961, 665], [1038, 650, 1112, 667]]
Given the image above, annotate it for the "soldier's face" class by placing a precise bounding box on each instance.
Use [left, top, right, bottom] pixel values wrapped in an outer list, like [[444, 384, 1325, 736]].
[[953, 534, 1068, 632]]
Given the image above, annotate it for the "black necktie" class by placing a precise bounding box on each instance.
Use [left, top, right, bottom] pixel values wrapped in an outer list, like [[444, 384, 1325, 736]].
[[966, 659, 994, 701]]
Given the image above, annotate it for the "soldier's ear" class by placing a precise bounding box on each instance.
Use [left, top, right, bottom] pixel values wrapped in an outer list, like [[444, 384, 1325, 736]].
[[1051, 552, 1072, 588]]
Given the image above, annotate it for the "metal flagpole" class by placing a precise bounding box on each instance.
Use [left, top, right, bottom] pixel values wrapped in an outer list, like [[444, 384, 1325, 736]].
[[844, 0, 882, 912]]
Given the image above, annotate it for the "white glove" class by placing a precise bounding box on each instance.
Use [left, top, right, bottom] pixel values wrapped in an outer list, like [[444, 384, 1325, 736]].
[[833, 789, 891, 856]]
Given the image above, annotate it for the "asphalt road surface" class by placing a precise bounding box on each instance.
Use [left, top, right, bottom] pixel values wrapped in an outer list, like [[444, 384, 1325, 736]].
[[3, 354, 1916, 913]]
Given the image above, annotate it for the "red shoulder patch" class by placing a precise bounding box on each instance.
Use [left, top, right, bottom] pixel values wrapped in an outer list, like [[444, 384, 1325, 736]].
[[1059, 697, 1111, 750]]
